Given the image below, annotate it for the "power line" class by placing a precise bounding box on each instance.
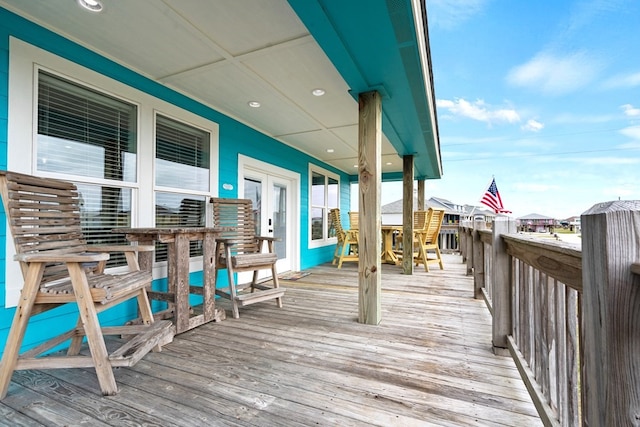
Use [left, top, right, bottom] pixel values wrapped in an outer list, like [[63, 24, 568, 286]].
[[442, 126, 634, 147], [445, 146, 640, 162]]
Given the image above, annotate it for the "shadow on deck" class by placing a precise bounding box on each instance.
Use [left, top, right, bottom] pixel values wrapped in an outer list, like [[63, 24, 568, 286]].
[[0, 253, 542, 426]]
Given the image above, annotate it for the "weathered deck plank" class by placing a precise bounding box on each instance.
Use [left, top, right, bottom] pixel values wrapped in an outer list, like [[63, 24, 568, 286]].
[[0, 254, 541, 426]]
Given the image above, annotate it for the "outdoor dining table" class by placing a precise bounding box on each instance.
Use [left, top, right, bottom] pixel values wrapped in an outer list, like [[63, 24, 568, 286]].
[[381, 225, 402, 265], [113, 227, 226, 334]]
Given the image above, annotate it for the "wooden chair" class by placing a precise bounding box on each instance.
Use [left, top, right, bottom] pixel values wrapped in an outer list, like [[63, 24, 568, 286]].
[[414, 208, 445, 272], [210, 198, 285, 319], [0, 171, 174, 399], [348, 211, 359, 231], [329, 208, 358, 268], [393, 210, 428, 257]]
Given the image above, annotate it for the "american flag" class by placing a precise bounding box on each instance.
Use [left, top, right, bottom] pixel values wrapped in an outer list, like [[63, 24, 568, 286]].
[[481, 178, 512, 214]]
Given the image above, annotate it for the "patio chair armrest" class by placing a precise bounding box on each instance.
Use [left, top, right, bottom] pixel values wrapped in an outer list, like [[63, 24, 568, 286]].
[[257, 236, 281, 242], [216, 237, 241, 246], [88, 245, 155, 253], [15, 252, 110, 263]]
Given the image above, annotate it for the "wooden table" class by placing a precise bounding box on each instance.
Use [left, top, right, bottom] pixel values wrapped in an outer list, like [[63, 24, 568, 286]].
[[381, 225, 402, 264], [114, 227, 225, 334]]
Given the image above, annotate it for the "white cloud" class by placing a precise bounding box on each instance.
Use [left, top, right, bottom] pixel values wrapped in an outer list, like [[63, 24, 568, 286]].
[[621, 104, 640, 117], [506, 51, 603, 95], [521, 119, 544, 132], [603, 72, 640, 89], [620, 126, 640, 140], [436, 98, 520, 125], [427, 0, 489, 29]]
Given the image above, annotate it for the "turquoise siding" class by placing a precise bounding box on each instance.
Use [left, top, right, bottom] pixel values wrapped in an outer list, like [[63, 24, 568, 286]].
[[0, 7, 349, 355]]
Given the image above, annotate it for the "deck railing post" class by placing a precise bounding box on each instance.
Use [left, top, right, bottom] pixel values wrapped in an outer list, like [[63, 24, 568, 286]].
[[459, 223, 467, 262], [466, 225, 474, 276], [492, 216, 516, 355], [473, 219, 486, 299], [581, 200, 640, 426]]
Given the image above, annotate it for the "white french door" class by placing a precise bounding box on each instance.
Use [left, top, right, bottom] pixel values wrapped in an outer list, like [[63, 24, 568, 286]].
[[238, 156, 299, 281]]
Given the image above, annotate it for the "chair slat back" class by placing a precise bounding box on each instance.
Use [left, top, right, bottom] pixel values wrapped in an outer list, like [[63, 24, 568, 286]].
[[424, 208, 445, 244], [329, 208, 346, 242], [0, 171, 87, 283], [414, 211, 428, 232], [210, 198, 260, 254], [348, 211, 359, 231]]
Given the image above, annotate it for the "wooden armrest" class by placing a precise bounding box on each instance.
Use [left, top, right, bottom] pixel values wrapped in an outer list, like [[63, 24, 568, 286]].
[[15, 252, 110, 263], [216, 238, 241, 246], [257, 236, 281, 242], [88, 245, 155, 253]]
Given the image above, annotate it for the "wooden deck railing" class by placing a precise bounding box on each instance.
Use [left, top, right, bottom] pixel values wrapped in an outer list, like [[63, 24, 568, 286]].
[[459, 201, 640, 427]]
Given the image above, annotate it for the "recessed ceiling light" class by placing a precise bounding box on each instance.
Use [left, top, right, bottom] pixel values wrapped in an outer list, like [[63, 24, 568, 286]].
[[353, 164, 358, 168], [386, 162, 392, 165], [77, 0, 103, 12], [326, 148, 334, 153], [248, 101, 261, 108], [312, 88, 326, 97]]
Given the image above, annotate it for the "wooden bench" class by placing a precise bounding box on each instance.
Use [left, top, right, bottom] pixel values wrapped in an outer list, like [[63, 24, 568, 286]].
[[0, 171, 174, 398]]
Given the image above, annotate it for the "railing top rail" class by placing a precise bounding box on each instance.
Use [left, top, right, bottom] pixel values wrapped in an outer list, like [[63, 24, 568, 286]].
[[502, 233, 583, 292]]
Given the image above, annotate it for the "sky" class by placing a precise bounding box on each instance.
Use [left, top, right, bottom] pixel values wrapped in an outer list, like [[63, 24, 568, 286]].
[[380, 0, 640, 219]]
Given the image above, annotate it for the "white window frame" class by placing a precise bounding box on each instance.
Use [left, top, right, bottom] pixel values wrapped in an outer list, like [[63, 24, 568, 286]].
[[308, 164, 339, 249], [5, 37, 219, 306]]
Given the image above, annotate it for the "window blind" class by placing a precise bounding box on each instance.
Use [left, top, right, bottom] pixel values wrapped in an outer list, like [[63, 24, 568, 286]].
[[155, 114, 209, 192], [37, 70, 137, 181]]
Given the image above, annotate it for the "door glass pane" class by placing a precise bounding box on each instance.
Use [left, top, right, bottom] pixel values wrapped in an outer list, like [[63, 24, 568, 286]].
[[244, 177, 262, 236], [272, 183, 287, 259]]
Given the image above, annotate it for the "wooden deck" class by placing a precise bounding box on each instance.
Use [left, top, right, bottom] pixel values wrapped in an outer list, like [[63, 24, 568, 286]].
[[0, 254, 541, 426]]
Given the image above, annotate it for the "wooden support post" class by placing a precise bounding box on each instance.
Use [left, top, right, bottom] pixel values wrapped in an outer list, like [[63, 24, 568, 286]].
[[358, 91, 382, 325], [402, 155, 414, 275], [472, 219, 486, 299], [582, 200, 640, 427], [492, 216, 516, 354], [417, 180, 425, 211]]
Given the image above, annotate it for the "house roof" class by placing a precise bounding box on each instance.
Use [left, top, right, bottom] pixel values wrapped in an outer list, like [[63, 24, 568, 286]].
[[0, 0, 441, 180], [518, 213, 556, 221]]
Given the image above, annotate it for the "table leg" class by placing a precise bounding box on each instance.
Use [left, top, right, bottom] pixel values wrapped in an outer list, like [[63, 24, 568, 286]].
[[173, 234, 190, 334], [202, 232, 215, 322]]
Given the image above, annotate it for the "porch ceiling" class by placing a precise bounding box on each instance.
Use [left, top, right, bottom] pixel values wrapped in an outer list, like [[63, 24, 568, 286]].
[[0, 0, 441, 180]]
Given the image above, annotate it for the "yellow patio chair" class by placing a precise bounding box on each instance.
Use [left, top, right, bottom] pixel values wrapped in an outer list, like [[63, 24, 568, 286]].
[[329, 208, 358, 268], [415, 208, 445, 271]]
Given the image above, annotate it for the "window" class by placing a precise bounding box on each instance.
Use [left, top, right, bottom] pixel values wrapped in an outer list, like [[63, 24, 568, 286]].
[[309, 166, 339, 247], [37, 70, 137, 267], [154, 114, 211, 261], [6, 39, 222, 307]]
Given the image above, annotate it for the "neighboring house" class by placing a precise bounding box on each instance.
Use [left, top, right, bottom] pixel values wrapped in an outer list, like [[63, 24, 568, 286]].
[[560, 215, 582, 233], [518, 213, 557, 233], [0, 2, 440, 350]]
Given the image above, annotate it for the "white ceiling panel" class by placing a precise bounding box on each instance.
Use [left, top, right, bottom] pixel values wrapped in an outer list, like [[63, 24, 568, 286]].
[[280, 130, 357, 161], [242, 39, 356, 129], [2, 0, 223, 78], [166, 0, 309, 57], [163, 61, 319, 136]]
